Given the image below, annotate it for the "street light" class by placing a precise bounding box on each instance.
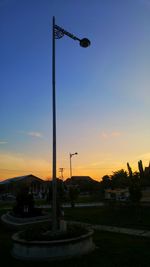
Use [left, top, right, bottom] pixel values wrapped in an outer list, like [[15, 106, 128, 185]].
[[69, 152, 78, 178], [52, 16, 91, 232]]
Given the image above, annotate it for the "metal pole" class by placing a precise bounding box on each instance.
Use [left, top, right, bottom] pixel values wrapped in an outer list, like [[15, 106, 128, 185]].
[[51, 18, 90, 231], [70, 154, 72, 178], [52, 16, 57, 232]]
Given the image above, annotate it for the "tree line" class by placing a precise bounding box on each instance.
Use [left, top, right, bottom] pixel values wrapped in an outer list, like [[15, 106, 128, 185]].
[[100, 160, 150, 203]]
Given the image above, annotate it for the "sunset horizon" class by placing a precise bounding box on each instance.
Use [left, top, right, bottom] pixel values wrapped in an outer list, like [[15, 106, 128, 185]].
[[1, 1, 150, 183]]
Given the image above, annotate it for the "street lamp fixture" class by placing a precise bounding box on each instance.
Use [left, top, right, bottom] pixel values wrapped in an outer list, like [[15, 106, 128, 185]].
[[52, 16, 91, 232], [54, 24, 91, 48], [80, 38, 91, 48]]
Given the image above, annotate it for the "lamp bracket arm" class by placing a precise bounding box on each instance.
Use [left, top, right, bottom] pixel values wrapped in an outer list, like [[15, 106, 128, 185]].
[[55, 24, 81, 41]]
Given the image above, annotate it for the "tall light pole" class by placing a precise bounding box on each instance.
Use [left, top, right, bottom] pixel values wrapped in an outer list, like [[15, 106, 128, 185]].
[[52, 16, 91, 232], [69, 152, 78, 178]]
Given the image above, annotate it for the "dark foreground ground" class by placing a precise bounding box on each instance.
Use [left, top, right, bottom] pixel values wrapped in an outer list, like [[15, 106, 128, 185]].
[[65, 204, 150, 230], [1, 206, 150, 267]]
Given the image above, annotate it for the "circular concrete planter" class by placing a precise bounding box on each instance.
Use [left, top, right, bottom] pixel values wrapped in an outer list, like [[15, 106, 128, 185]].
[[12, 226, 95, 261]]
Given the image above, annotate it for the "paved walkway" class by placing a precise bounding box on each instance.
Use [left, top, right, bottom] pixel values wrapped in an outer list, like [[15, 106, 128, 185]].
[[71, 221, 150, 238], [38, 202, 104, 208]]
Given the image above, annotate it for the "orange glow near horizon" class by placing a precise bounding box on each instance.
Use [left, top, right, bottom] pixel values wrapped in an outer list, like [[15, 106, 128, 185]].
[[0, 156, 148, 182], [1, 145, 150, 182]]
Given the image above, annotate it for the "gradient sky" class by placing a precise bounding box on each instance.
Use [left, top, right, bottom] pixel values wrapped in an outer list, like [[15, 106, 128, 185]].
[[1, 0, 150, 181]]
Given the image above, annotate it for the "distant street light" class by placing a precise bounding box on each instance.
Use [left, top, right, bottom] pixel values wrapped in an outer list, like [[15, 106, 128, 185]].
[[52, 16, 91, 232], [69, 152, 78, 178], [59, 168, 64, 181]]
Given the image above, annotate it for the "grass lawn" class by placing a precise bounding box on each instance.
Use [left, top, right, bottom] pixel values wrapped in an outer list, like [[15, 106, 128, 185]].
[[76, 195, 102, 203], [0, 207, 150, 267], [1, 202, 150, 230], [0, 200, 15, 209], [65, 205, 150, 230]]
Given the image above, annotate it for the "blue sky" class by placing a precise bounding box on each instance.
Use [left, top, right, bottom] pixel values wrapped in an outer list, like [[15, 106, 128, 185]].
[[1, 0, 150, 180]]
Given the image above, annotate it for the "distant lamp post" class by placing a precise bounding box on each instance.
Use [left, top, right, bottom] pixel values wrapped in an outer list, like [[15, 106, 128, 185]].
[[69, 152, 78, 178], [52, 16, 90, 232], [59, 168, 64, 181]]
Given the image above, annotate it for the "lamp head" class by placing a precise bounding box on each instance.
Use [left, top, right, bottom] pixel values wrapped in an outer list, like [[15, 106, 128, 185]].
[[80, 38, 91, 48]]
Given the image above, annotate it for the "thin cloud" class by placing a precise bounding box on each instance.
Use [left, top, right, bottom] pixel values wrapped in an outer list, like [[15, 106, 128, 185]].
[[19, 131, 43, 138], [27, 132, 43, 138], [111, 131, 121, 137], [101, 132, 108, 139], [100, 131, 121, 139], [0, 141, 8, 144]]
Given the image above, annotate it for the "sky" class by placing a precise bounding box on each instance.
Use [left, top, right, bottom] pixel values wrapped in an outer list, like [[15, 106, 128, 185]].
[[1, 0, 150, 181]]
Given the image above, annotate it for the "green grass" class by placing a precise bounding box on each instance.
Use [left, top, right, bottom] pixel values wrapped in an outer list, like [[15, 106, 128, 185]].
[[34, 199, 49, 206], [76, 195, 102, 203], [0, 201, 14, 209], [65, 205, 150, 230], [1, 202, 150, 230]]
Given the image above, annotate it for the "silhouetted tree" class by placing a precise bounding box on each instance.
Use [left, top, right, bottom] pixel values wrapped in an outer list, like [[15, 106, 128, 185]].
[[101, 175, 111, 188], [99, 175, 111, 199], [111, 169, 128, 188], [138, 160, 144, 179], [127, 162, 133, 178], [129, 183, 142, 203]]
